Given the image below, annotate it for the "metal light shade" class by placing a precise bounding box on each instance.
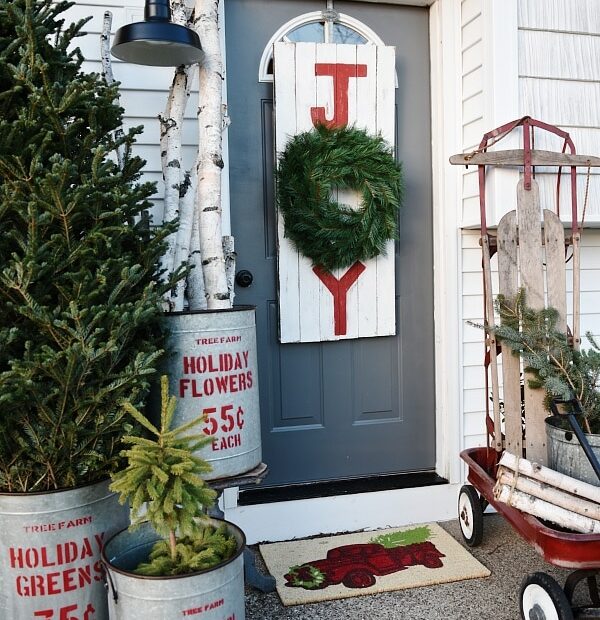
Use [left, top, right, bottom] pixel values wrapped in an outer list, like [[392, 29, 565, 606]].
[[111, 0, 203, 67]]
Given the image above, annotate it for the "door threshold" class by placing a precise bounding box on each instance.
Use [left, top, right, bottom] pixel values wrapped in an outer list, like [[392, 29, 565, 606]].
[[238, 471, 448, 506]]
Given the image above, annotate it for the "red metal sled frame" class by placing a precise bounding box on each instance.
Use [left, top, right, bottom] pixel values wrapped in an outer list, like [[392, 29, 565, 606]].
[[453, 118, 600, 617]]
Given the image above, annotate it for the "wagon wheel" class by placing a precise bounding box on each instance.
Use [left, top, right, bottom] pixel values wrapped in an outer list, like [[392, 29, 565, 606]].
[[458, 484, 484, 547], [342, 569, 376, 589], [520, 572, 574, 620]]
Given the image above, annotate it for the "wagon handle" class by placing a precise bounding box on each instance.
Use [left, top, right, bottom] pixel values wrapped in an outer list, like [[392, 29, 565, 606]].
[[550, 398, 600, 483]]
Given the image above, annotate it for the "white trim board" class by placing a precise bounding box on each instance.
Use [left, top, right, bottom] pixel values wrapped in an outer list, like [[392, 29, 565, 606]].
[[224, 484, 460, 544], [430, 0, 463, 485]]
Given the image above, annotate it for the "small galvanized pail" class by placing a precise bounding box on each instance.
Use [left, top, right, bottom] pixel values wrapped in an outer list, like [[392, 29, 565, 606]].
[[163, 306, 262, 480], [546, 418, 600, 486], [102, 518, 246, 620], [0, 479, 130, 619]]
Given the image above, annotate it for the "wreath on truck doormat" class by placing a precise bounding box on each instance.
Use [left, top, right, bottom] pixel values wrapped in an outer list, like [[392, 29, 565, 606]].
[[276, 124, 403, 271]]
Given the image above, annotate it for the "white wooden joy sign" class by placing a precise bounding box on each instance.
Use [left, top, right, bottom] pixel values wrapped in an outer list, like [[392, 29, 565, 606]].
[[274, 41, 397, 343]]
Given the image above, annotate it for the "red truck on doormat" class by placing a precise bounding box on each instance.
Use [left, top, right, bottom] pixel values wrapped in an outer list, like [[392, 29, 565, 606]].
[[284, 540, 445, 590]]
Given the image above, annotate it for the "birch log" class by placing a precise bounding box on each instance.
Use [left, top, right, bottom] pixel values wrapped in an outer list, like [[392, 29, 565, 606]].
[[187, 204, 207, 309], [500, 451, 600, 504], [497, 466, 600, 520], [494, 483, 600, 534], [159, 65, 192, 284], [192, 0, 230, 309], [223, 235, 236, 305], [100, 11, 123, 169]]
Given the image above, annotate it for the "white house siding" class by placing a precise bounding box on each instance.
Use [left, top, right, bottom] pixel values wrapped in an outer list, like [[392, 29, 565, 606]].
[[519, 0, 600, 222], [459, 0, 488, 450], [63, 0, 199, 224], [460, 0, 484, 226], [460, 0, 600, 454]]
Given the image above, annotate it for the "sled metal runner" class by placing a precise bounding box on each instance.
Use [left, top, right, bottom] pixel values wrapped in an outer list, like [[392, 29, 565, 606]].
[[451, 116, 600, 619]]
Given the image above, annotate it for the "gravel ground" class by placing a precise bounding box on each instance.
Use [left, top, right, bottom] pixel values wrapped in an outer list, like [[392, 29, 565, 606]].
[[244, 513, 581, 620]]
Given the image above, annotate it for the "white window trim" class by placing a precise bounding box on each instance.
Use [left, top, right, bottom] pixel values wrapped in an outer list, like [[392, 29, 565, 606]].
[[258, 11, 387, 82]]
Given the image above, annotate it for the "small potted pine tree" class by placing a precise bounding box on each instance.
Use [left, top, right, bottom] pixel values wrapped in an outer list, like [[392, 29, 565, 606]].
[[102, 376, 245, 619], [0, 1, 177, 617]]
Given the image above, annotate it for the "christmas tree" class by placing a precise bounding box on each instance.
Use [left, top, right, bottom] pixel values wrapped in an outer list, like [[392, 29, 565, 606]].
[[0, 0, 176, 491], [111, 376, 237, 576]]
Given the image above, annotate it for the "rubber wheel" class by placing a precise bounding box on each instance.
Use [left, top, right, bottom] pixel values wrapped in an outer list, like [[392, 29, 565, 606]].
[[520, 572, 573, 620], [342, 569, 376, 589], [458, 484, 484, 547]]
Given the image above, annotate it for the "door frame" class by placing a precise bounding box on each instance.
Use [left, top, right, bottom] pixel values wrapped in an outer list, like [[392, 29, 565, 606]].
[[222, 0, 464, 543]]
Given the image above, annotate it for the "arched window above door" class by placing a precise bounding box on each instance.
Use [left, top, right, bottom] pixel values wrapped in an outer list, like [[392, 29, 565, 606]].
[[258, 11, 386, 83]]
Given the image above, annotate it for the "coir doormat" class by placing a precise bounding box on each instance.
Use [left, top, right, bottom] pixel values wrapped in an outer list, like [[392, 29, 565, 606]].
[[259, 523, 490, 606]]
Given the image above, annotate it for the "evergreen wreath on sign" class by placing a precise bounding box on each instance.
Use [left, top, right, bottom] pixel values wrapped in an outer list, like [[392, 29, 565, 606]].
[[276, 124, 403, 271]]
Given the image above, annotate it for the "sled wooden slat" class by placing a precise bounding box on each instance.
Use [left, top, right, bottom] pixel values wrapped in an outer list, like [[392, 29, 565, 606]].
[[450, 149, 600, 168], [544, 209, 567, 334], [517, 179, 548, 465], [497, 211, 522, 456]]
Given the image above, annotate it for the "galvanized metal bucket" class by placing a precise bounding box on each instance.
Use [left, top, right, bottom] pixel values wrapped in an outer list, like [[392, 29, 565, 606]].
[[162, 306, 262, 480], [102, 518, 246, 619], [0, 479, 130, 619], [546, 418, 600, 486]]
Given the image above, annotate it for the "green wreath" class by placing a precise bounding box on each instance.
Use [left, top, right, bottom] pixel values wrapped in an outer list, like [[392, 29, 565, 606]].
[[276, 124, 403, 271]]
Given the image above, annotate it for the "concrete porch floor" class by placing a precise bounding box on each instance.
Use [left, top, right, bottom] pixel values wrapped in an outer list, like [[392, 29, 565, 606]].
[[245, 513, 585, 620]]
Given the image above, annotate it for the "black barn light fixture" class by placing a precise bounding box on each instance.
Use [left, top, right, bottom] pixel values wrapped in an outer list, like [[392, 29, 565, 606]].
[[111, 0, 203, 67]]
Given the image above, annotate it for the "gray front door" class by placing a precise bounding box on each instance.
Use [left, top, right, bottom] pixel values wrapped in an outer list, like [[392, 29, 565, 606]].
[[226, 0, 434, 486]]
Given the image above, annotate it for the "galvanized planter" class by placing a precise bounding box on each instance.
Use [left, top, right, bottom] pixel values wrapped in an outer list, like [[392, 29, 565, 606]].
[[162, 306, 262, 480], [546, 418, 600, 486], [0, 479, 129, 619], [102, 518, 246, 619]]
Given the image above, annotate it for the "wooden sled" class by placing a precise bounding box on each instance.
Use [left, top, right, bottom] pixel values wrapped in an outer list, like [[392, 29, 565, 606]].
[[451, 117, 600, 619]]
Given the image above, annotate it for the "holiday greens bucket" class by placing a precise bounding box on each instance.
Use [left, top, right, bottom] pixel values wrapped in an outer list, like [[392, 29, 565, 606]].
[[102, 519, 245, 619], [0, 479, 129, 619], [162, 306, 262, 480]]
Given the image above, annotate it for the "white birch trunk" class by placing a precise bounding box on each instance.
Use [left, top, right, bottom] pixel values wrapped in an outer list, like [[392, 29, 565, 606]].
[[497, 466, 600, 520], [171, 159, 199, 311], [186, 205, 208, 309], [499, 451, 600, 504], [191, 0, 230, 310], [159, 65, 192, 285], [170, 0, 189, 25], [223, 235, 236, 305], [494, 483, 600, 534], [100, 11, 123, 169]]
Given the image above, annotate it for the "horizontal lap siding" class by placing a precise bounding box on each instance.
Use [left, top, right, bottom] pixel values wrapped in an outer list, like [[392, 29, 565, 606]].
[[516, 4, 600, 420], [461, 0, 483, 225], [63, 1, 198, 223], [460, 1, 487, 449], [518, 0, 600, 223]]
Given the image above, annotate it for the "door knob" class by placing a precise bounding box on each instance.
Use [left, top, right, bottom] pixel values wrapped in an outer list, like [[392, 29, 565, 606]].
[[235, 270, 254, 287]]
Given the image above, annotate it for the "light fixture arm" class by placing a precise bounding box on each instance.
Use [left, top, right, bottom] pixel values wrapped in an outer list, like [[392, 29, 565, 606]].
[[145, 0, 171, 22]]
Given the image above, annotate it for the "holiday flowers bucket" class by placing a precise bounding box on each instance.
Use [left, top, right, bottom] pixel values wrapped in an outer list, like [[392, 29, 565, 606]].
[[162, 306, 262, 480]]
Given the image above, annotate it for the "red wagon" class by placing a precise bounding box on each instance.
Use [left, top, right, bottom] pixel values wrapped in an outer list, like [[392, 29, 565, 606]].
[[451, 117, 600, 619]]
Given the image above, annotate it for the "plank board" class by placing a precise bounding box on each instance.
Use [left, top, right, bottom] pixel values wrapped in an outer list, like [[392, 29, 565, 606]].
[[517, 178, 548, 465], [274, 42, 397, 343], [449, 149, 600, 168], [544, 209, 567, 333], [497, 211, 522, 456]]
